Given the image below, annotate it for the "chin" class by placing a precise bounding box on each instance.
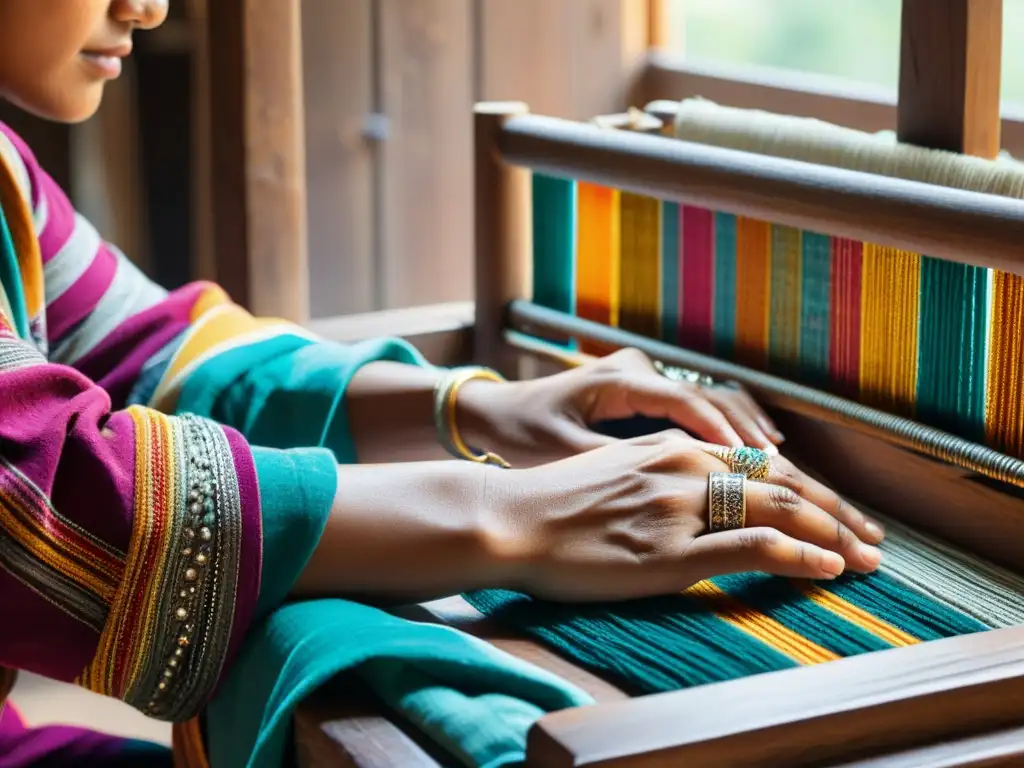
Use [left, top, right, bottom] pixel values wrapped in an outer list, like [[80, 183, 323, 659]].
[[7, 84, 106, 125]]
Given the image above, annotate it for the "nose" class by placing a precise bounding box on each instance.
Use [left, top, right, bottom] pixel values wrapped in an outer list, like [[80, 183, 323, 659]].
[[110, 0, 169, 30]]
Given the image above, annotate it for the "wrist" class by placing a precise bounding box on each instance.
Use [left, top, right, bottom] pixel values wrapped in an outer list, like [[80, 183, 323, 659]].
[[451, 375, 514, 462]]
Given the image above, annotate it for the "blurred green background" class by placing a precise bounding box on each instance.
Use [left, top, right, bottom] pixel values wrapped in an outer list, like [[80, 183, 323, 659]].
[[668, 0, 1024, 105]]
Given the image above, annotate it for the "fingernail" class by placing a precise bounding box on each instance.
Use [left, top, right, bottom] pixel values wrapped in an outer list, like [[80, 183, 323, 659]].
[[865, 521, 885, 542], [763, 443, 780, 456], [820, 552, 845, 577], [860, 545, 883, 569], [772, 431, 786, 443]]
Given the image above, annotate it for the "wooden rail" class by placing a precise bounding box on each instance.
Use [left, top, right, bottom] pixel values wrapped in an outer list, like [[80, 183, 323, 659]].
[[494, 112, 1024, 277]]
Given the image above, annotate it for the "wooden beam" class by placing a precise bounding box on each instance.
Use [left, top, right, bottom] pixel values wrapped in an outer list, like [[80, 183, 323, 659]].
[[897, 0, 1003, 157], [206, 0, 309, 321], [478, 0, 651, 120]]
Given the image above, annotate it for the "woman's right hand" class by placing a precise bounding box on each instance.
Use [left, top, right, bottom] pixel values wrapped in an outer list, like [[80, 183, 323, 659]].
[[484, 430, 885, 602]]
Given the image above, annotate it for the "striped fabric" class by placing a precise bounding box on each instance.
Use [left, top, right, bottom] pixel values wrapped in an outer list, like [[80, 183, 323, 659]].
[[0, 123, 271, 727], [465, 509, 1024, 696]]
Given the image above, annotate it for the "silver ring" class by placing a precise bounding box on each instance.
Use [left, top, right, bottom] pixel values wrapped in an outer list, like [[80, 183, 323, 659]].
[[654, 360, 715, 388], [708, 472, 747, 533]]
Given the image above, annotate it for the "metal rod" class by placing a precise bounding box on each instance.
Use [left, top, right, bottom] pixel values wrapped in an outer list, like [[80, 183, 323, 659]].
[[507, 300, 1024, 489], [497, 114, 1024, 277]]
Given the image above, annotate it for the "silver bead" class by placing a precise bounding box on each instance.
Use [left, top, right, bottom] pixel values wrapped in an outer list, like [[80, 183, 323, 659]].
[[168, 658, 178, 668], [195, 553, 207, 565], [163, 669, 173, 679], [182, 548, 192, 557], [175, 607, 188, 620], [174, 648, 184, 658], [184, 568, 198, 582], [158, 681, 167, 691], [184, 528, 195, 540], [199, 527, 212, 542]]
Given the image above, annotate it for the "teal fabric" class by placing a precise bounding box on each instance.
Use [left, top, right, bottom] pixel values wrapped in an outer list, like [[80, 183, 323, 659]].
[[0, 195, 29, 339], [207, 601, 593, 768], [173, 334, 593, 767], [177, 335, 427, 464]]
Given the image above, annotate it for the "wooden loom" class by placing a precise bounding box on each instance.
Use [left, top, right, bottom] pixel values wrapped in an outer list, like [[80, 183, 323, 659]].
[[254, 2, 1024, 767]]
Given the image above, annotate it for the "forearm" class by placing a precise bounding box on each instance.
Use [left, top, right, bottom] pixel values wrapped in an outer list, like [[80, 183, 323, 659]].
[[346, 361, 499, 464], [292, 461, 514, 603]]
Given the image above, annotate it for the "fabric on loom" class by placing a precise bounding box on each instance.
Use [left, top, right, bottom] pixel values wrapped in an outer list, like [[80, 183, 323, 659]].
[[465, 506, 1014, 697], [668, 97, 1024, 452]]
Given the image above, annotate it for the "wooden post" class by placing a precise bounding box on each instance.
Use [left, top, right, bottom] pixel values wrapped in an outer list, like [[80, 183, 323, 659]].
[[647, 0, 668, 48], [473, 102, 530, 376], [206, 0, 309, 322], [897, 0, 1003, 157]]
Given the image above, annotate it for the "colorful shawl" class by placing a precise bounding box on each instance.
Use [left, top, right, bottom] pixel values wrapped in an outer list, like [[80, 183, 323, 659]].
[[0, 121, 589, 768]]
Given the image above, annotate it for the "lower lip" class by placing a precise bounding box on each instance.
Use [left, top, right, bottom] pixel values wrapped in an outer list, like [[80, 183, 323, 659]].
[[80, 53, 123, 79]]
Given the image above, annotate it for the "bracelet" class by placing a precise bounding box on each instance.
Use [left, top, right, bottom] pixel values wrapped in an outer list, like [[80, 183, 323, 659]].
[[433, 367, 511, 468]]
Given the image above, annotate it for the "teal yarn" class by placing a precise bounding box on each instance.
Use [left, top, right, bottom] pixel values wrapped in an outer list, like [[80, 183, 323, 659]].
[[768, 225, 802, 377], [799, 231, 832, 388], [711, 574, 894, 656], [712, 212, 737, 359], [916, 257, 989, 443], [465, 565, 993, 700], [531, 174, 576, 348], [464, 589, 797, 695], [0, 195, 30, 340], [823, 571, 988, 641], [660, 201, 681, 344]]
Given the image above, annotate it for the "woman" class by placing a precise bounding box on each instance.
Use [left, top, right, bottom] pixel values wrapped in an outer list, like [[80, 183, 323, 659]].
[[0, 1, 883, 765]]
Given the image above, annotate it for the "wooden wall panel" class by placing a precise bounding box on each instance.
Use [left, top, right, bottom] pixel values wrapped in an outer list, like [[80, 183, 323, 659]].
[[302, 0, 377, 317], [478, 0, 652, 120], [377, 0, 476, 310]]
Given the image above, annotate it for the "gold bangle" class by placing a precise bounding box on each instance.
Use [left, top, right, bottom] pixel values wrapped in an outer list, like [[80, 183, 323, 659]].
[[434, 367, 511, 468]]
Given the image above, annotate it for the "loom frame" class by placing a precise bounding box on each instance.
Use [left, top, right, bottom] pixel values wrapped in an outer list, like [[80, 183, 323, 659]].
[[293, 102, 1024, 768], [470, 100, 1024, 767]]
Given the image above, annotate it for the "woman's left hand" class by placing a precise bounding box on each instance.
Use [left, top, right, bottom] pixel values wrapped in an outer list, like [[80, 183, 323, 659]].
[[463, 348, 785, 468]]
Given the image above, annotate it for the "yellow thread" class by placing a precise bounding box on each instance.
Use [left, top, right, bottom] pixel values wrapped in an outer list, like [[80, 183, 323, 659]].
[[986, 272, 1024, 455], [796, 582, 919, 647], [618, 192, 662, 339], [769, 225, 802, 369], [734, 218, 771, 368], [859, 245, 919, 415], [686, 581, 838, 665]]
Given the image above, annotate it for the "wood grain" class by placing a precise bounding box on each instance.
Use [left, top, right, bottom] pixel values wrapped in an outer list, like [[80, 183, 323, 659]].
[[897, 0, 1003, 158], [206, 0, 309, 321], [301, 0, 377, 317], [473, 103, 531, 376], [529, 626, 1024, 767], [377, 0, 475, 310]]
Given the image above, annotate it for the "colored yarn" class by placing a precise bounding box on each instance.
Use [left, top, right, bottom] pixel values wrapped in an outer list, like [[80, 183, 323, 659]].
[[733, 217, 771, 369], [659, 202, 680, 345], [465, 509, 1002, 698], [712, 212, 737, 359], [618, 192, 661, 339], [768, 225, 802, 376], [679, 206, 714, 352]]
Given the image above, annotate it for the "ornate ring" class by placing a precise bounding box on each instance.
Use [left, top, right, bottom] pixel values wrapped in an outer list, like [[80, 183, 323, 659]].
[[704, 446, 772, 481], [707, 472, 747, 533], [653, 360, 715, 389]]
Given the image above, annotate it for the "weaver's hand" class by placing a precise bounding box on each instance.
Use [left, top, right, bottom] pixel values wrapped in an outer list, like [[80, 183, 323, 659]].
[[466, 348, 783, 468], [485, 431, 884, 602]]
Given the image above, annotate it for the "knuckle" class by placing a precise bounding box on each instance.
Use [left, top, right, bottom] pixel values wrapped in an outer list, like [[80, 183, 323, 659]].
[[767, 484, 802, 516], [773, 460, 805, 496], [739, 527, 781, 552], [608, 347, 650, 370]]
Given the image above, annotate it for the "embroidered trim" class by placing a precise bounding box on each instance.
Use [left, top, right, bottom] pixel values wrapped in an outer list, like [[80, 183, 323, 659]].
[[80, 410, 244, 723]]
